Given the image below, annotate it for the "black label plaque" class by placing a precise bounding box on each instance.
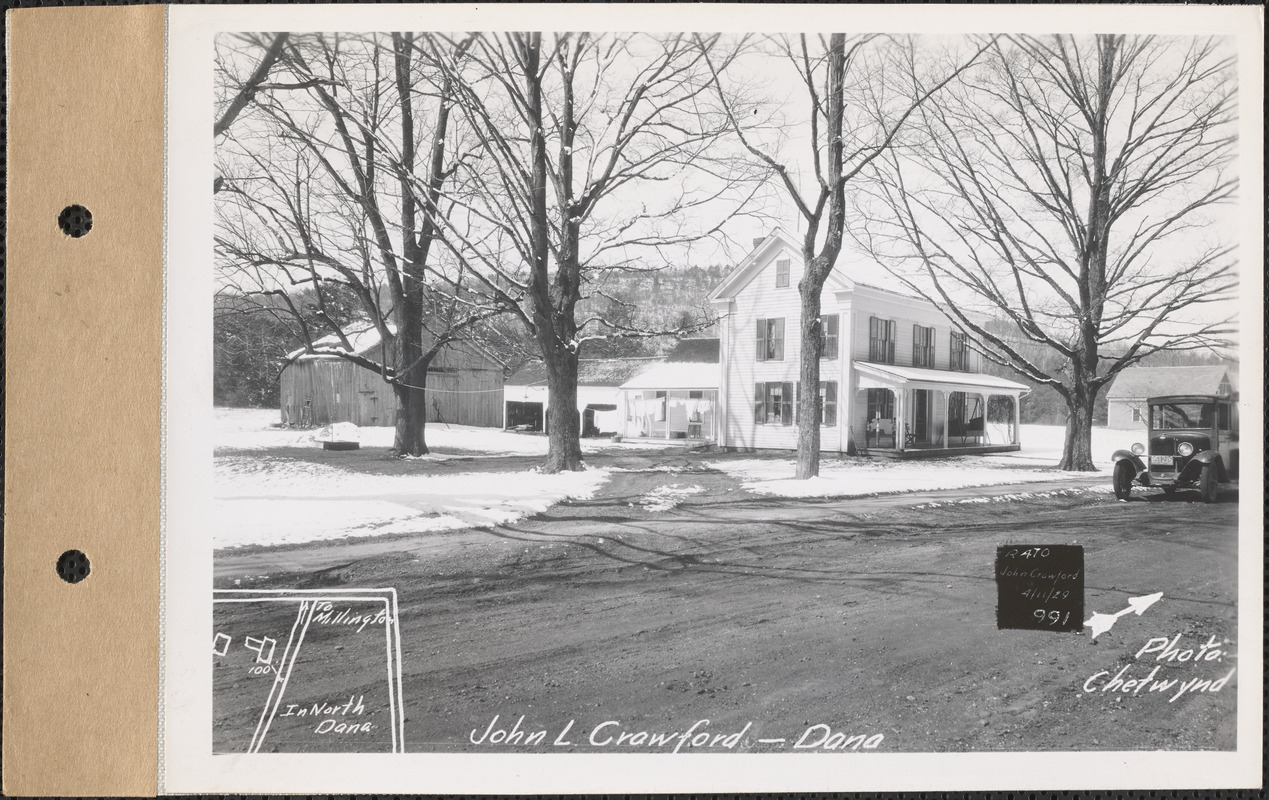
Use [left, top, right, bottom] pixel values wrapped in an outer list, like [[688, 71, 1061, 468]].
[[995, 545, 1084, 632]]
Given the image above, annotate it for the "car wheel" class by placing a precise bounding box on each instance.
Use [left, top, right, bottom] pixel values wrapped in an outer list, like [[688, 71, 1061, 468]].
[[1113, 459, 1134, 501], [1199, 463, 1219, 504]]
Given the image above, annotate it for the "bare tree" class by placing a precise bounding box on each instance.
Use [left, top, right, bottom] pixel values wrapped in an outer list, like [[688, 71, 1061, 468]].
[[428, 32, 762, 472], [857, 34, 1237, 470], [704, 35, 992, 478], [215, 32, 509, 455]]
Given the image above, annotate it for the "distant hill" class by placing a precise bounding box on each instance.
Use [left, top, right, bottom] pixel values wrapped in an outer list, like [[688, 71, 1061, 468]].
[[576, 264, 729, 358]]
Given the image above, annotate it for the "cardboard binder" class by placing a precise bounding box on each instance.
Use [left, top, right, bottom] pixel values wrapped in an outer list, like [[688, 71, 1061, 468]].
[[4, 7, 165, 796]]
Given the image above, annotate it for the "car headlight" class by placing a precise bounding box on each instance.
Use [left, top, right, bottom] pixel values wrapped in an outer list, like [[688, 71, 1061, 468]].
[[1177, 442, 1194, 457], [1130, 443, 1145, 456]]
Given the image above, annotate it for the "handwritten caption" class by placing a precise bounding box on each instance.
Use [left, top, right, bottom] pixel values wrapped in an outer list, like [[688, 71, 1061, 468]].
[[469, 715, 884, 751], [996, 545, 1084, 632], [1083, 633, 1235, 702]]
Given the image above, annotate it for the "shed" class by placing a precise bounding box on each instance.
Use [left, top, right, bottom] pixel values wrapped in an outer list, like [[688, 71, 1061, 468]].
[[504, 357, 658, 435], [280, 326, 505, 428], [1106, 365, 1236, 429]]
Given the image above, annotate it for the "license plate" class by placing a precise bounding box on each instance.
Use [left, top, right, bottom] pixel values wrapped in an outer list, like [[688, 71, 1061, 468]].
[[1149, 455, 1173, 465]]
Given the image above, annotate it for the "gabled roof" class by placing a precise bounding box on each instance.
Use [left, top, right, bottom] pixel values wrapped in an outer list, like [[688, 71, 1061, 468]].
[[287, 324, 393, 361], [664, 337, 720, 363], [507, 357, 658, 388], [1106, 365, 1234, 399], [707, 228, 852, 302]]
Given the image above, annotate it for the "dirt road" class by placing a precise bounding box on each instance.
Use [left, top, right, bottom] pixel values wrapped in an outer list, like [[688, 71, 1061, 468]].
[[214, 466, 1239, 754]]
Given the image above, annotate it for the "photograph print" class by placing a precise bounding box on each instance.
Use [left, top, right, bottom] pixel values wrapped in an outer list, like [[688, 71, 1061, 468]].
[[206, 22, 1250, 766]]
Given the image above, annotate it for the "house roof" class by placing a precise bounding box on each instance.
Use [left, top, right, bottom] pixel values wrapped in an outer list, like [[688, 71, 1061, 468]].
[[506, 357, 658, 388], [286, 324, 392, 361], [1106, 365, 1234, 399], [856, 362, 1031, 394], [664, 337, 720, 363], [620, 362, 720, 391], [707, 228, 852, 302]]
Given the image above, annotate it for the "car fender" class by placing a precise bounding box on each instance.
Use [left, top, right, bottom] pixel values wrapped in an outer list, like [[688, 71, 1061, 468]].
[[1189, 450, 1226, 481], [1111, 450, 1146, 476]]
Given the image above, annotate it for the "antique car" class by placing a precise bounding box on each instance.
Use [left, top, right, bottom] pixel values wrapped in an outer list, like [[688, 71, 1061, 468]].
[[1111, 394, 1238, 503]]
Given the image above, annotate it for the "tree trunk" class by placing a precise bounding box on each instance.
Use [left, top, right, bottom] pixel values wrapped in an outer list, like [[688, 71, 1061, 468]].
[[543, 348, 583, 472], [1058, 384, 1097, 471], [392, 301, 430, 456], [795, 284, 823, 479], [392, 380, 429, 456]]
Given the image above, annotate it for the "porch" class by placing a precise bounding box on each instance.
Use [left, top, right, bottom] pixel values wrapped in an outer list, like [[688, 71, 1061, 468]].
[[854, 363, 1029, 457]]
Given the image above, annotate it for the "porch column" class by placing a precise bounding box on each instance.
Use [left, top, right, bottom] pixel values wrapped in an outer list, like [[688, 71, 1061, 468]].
[[665, 393, 671, 440], [943, 390, 950, 450], [1013, 393, 1020, 445], [896, 388, 906, 452]]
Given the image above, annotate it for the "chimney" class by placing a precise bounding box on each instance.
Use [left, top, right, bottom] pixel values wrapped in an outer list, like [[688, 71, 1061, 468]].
[[752, 236, 765, 248]]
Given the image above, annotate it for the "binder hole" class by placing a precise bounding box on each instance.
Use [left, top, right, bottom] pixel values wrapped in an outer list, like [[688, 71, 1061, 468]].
[[56, 550, 91, 584], [58, 205, 93, 238]]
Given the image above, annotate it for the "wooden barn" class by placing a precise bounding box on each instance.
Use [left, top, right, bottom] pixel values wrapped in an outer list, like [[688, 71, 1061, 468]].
[[280, 326, 505, 428]]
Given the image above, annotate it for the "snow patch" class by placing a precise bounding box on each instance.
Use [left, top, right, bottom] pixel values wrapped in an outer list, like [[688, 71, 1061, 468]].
[[215, 458, 610, 548], [632, 483, 704, 513], [710, 456, 1079, 499]]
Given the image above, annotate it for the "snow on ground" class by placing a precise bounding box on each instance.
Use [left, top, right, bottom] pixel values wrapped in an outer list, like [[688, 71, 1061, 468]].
[[214, 407, 664, 456], [709, 457, 1084, 499], [631, 484, 705, 513], [215, 455, 609, 549], [983, 424, 1140, 471]]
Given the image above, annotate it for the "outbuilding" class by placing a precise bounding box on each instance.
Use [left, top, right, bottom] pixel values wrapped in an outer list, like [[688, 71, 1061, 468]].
[[280, 326, 505, 428], [1106, 365, 1236, 429], [503, 357, 658, 435]]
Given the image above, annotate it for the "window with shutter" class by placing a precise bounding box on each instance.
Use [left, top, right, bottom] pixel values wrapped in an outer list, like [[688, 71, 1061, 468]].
[[756, 318, 785, 361], [821, 381, 838, 426], [869, 317, 895, 364], [775, 259, 790, 288], [913, 325, 934, 367], [820, 315, 839, 360]]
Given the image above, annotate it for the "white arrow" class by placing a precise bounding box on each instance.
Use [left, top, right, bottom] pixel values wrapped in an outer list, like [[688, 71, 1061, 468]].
[[1085, 592, 1163, 640]]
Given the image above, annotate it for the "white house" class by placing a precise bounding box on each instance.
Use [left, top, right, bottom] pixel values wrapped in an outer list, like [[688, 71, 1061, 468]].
[[1105, 365, 1236, 430], [707, 229, 1029, 456]]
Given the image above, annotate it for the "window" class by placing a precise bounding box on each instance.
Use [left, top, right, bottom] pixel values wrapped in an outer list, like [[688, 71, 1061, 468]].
[[775, 259, 790, 288], [868, 317, 896, 364], [756, 318, 785, 361], [1217, 403, 1232, 430], [1131, 407, 1142, 423], [1151, 401, 1214, 430], [820, 381, 838, 427], [913, 325, 935, 367], [820, 315, 839, 360], [754, 381, 794, 425], [949, 330, 969, 371]]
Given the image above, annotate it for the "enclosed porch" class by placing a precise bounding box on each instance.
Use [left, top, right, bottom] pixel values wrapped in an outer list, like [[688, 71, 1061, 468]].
[[619, 361, 720, 444], [854, 363, 1029, 457]]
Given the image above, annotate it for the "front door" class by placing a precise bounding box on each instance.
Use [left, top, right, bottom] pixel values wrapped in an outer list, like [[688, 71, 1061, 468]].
[[913, 390, 929, 443]]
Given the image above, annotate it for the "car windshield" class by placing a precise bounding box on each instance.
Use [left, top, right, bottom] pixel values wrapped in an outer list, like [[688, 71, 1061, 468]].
[[1151, 402, 1214, 430]]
